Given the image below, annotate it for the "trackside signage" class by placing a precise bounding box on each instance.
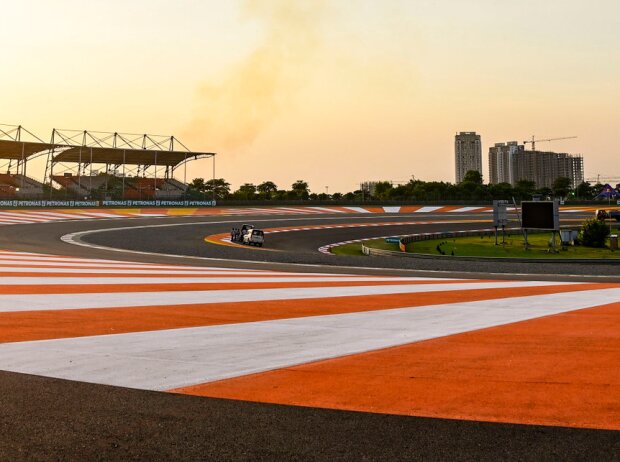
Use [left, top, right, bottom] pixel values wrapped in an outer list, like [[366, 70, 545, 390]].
[[0, 200, 100, 207], [101, 200, 216, 207], [0, 200, 216, 208]]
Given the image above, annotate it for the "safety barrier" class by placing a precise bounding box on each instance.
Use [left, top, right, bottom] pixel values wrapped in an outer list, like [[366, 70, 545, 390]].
[[362, 228, 517, 257], [360, 227, 620, 263]]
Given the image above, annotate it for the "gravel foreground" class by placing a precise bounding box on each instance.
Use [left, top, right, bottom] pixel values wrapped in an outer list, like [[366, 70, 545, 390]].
[[1, 371, 619, 461]]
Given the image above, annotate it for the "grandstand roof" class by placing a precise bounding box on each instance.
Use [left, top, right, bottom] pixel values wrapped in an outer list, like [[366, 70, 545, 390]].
[[0, 139, 57, 160], [52, 146, 213, 167], [0, 125, 215, 168]]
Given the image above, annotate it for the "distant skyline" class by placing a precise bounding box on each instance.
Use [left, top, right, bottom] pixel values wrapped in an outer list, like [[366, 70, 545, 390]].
[[2, 0, 619, 193]]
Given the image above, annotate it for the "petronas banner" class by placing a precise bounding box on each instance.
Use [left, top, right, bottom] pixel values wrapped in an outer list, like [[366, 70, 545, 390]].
[[0, 200, 216, 207]]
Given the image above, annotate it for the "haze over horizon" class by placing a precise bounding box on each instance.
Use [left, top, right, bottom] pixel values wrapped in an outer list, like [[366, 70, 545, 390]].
[[2, 0, 618, 193]]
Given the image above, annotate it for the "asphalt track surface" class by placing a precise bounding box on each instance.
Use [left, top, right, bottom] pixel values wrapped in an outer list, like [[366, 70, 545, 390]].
[[0, 211, 619, 460], [3, 211, 617, 279]]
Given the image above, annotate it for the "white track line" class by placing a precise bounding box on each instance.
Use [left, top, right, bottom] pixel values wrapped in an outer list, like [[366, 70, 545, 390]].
[[0, 288, 615, 390], [0, 280, 572, 313]]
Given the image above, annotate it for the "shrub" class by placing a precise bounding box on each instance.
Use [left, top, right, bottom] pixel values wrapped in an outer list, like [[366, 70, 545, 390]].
[[577, 219, 610, 248]]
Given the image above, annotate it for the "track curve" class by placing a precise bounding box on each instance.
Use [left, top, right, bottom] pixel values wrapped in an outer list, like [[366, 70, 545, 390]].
[[4, 211, 611, 280], [1, 209, 619, 460]]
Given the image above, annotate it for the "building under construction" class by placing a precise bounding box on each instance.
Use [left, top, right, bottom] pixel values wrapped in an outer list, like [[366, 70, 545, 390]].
[[489, 141, 583, 189]]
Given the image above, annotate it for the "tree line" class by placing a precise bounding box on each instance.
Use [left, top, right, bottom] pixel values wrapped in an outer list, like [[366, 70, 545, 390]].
[[187, 171, 618, 202]]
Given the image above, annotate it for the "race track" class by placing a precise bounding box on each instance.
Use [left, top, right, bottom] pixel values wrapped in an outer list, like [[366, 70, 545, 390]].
[[0, 207, 619, 460]]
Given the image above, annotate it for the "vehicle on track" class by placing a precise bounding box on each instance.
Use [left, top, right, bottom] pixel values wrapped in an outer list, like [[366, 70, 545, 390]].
[[595, 209, 620, 221], [595, 209, 609, 220], [243, 229, 264, 247], [230, 224, 254, 243]]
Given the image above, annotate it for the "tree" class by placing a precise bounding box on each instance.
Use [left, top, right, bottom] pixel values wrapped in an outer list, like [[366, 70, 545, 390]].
[[552, 177, 572, 198], [514, 179, 536, 199], [574, 181, 593, 199], [189, 178, 206, 192], [189, 178, 231, 200], [536, 187, 552, 199], [204, 178, 230, 199], [291, 180, 310, 199], [578, 218, 610, 248], [257, 181, 278, 199], [273, 189, 287, 200], [592, 183, 605, 196], [233, 183, 257, 200], [462, 170, 483, 185], [488, 182, 514, 200], [373, 181, 393, 200]]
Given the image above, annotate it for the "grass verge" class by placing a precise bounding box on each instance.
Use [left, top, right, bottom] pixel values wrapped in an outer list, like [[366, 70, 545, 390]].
[[331, 232, 620, 259]]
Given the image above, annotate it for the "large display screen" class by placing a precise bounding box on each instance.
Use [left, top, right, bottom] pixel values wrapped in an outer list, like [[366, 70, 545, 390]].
[[522, 201, 559, 230]]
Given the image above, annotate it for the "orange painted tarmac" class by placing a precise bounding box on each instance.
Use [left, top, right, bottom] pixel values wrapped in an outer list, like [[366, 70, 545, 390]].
[[0, 283, 609, 343], [174, 300, 620, 430]]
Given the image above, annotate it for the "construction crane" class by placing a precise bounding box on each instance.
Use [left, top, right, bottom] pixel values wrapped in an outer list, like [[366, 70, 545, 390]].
[[523, 135, 577, 151], [585, 175, 620, 184]]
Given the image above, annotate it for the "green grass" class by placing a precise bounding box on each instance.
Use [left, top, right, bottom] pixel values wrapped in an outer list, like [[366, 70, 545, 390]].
[[332, 232, 620, 259], [331, 240, 399, 256]]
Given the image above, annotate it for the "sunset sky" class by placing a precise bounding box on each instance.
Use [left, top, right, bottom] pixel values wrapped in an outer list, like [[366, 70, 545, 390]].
[[1, 0, 618, 193]]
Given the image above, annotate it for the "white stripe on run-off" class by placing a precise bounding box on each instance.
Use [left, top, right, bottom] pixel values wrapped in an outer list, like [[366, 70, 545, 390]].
[[414, 206, 442, 213], [0, 276, 449, 286], [0, 287, 616, 391], [449, 207, 485, 213], [0, 280, 573, 313]]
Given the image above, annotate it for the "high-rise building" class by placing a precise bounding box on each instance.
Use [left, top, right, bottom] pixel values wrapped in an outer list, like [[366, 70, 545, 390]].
[[455, 132, 482, 183], [488, 142, 524, 185], [513, 150, 584, 189], [488, 142, 584, 189]]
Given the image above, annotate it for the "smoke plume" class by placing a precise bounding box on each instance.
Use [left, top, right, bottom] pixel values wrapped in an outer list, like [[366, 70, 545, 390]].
[[184, 0, 324, 152]]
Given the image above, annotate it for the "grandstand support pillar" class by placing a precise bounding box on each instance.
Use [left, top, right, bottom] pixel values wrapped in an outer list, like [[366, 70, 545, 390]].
[[49, 159, 54, 199], [45, 129, 56, 195], [78, 147, 82, 195], [122, 149, 126, 199], [154, 152, 158, 197], [183, 153, 187, 186], [212, 154, 216, 203], [89, 147, 93, 194], [20, 142, 25, 190]]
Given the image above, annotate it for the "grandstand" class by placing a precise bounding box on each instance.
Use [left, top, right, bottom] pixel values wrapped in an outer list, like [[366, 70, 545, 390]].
[[0, 125, 53, 198], [0, 173, 47, 198], [0, 124, 215, 200]]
